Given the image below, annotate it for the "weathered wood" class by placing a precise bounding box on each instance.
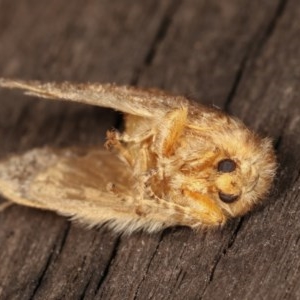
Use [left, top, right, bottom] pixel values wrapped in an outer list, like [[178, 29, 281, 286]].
[[0, 0, 299, 299]]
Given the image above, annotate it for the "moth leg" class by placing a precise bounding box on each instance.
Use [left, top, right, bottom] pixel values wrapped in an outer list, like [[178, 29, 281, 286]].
[[105, 129, 152, 171], [131, 195, 226, 230], [154, 107, 188, 157], [105, 130, 134, 166], [105, 127, 153, 150], [114, 130, 153, 144], [135, 168, 160, 200]]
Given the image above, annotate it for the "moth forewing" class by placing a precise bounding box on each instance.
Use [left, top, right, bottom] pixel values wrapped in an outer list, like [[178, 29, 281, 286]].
[[0, 78, 277, 233], [0, 78, 188, 118]]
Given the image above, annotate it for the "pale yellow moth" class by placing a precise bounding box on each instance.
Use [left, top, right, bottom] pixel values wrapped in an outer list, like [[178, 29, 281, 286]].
[[0, 79, 276, 233]]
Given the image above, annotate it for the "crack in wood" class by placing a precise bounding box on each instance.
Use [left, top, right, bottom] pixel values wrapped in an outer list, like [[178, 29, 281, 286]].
[[275, 134, 283, 151], [224, 52, 250, 112], [131, 0, 182, 86], [199, 218, 244, 300], [77, 231, 105, 299], [30, 221, 71, 298], [78, 273, 93, 300], [253, 0, 288, 58], [142, 0, 182, 67], [133, 231, 165, 300], [94, 235, 121, 296], [171, 244, 189, 292], [173, 268, 187, 291], [295, 169, 300, 185], [224, 0, 288, 112], [224, 218, 244, 252]]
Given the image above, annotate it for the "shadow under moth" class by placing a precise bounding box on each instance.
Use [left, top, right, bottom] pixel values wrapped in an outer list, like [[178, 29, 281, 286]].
[[0, 79, 276, 233]]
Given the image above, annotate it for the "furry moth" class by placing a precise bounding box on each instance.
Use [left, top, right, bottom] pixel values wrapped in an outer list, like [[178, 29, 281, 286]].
[[0, 79, 276, 233]]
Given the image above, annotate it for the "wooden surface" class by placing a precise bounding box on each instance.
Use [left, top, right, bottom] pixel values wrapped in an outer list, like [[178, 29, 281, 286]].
[[0, 0, 299, 299]]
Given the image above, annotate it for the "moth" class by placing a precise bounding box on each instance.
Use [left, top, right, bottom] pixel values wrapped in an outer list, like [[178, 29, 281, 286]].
[[0, 78, 276, 233]]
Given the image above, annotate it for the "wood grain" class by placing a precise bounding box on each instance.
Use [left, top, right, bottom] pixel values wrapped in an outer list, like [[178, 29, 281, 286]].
[[0, 0, 299, 299]]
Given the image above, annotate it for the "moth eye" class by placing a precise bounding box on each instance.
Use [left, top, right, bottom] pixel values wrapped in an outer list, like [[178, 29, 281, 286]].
[[218, 192, 239, 203], [217, 159, 236, 173]]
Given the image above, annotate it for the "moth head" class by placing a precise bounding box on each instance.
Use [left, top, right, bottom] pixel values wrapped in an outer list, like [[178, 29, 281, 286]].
[[211, 128, 277, 218], [176, 119, 276, 221]]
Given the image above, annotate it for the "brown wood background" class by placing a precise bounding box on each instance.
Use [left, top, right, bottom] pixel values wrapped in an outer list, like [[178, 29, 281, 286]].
[[0, 0, 299, 299]]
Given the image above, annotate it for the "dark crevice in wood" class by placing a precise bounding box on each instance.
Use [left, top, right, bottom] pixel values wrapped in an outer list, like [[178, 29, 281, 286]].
[[274, 134, 283, 151], [131, 0, 182, 86], [52, 222, 72, 255], [78, 233, 104, 300], [29, 253, 55, 299], [132, 231, 165, 300], [174, 268, 187, 290], [72, 255, 87, 284], [78, 273, 93, 300], [224, 218, 244, 252], [199, 218, 244, 299], [295, 234, 300, 246], [224, 53, 249, 112], [29, 222, 71, 298], [293, 170, 300, 187], [274, 115, 288, 151], [94, 235, 121, 295], [173, 245, 188, 289], [77, 231, 105, 299], [142, 0, 181, 67], [224, 0, 288, 112], [252, 0, 288, 59]]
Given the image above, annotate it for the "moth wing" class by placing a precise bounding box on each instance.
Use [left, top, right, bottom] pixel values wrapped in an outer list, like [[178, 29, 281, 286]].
[[0, 78, 188, 118], [0, 148, 139, 226]]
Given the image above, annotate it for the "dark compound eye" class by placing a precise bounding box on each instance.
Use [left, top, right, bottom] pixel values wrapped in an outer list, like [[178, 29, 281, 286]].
[[218, 192, 239, 203], [217, 159, 236, 173]]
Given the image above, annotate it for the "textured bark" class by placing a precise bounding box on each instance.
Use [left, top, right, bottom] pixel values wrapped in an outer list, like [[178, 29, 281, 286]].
[[0, 0, 299, 299]]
